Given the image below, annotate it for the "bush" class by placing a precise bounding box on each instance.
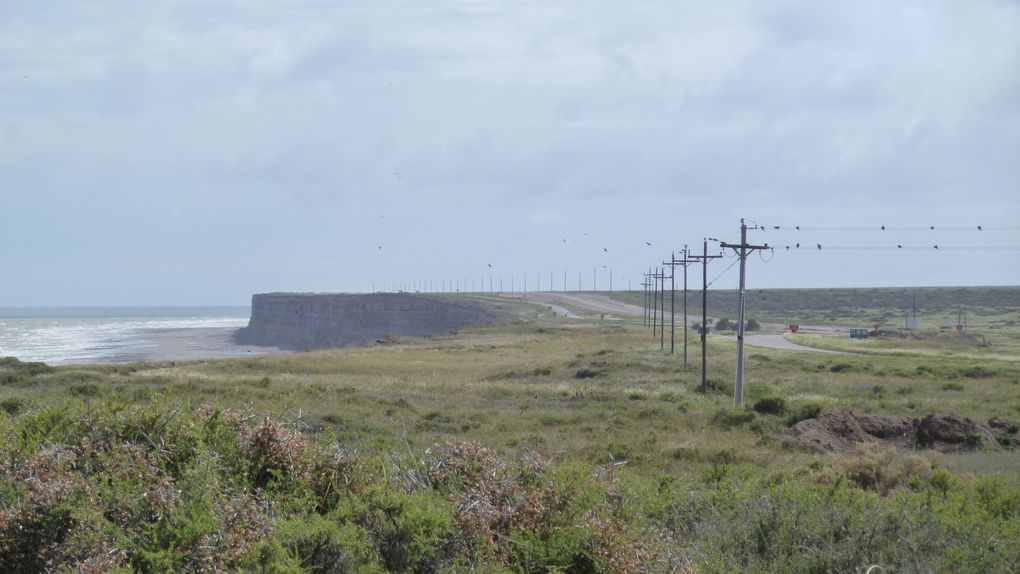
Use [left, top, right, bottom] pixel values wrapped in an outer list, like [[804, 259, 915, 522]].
[[716, 318, 732, 331], [752, 397, 787, 416], [745, 318, 761, 331], [962, 366, 997, 379], [785, 403, 823, 426], [712, 409, 756, 429]]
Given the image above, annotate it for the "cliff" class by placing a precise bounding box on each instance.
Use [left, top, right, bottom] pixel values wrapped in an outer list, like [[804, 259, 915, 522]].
[[234, 293, 499, 350]]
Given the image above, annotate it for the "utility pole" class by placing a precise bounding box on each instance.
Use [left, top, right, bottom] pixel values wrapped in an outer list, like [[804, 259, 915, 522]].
[[642, 270, 652, 327], [720, 219, 770, 407], [689, 240, 722, 393], [593, 267, 597, 292], [663, 252, 682, 354], [681, 246, 696, 367], [658, 268, 666, 350], [610, 268, 613, 292], [648, 269, 656, 338]]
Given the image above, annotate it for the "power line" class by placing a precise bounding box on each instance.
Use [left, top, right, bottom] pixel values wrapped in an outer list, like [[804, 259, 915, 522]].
[[775, 245, 1020, 252], [754, 225, 1019, 232]]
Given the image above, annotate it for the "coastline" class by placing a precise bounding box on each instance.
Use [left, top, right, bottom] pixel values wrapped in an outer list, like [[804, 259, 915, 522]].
[[68, 327, 290, 365]]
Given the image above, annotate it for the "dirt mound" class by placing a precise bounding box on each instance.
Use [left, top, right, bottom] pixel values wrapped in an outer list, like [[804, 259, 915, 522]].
[[787, 408, 1011, 453]]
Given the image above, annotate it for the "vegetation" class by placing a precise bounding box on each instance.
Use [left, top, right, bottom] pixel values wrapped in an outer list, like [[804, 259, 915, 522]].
[[2, 294, 1020, 572]]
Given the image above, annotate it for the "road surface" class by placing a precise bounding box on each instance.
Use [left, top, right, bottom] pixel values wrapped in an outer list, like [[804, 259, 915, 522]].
[[504, 292, 849, 354], [742, 334, 848, 354]]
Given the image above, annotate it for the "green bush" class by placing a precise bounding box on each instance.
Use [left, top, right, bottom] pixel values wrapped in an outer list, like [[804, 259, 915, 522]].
[[785, 403, 823, 426], [712, 408, 756, 429], [752, 397, 787, 416]]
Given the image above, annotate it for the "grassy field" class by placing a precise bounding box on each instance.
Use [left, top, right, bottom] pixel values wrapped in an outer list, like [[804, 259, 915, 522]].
[[2, 293, 1019, 572]]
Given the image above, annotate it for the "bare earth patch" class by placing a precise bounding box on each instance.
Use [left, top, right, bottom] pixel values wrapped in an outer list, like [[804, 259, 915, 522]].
[[786, 408, 1017, 453]]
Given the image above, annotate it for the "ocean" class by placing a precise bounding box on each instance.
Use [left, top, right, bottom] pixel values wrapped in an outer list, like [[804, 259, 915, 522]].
[[0, 306, 252, 365]]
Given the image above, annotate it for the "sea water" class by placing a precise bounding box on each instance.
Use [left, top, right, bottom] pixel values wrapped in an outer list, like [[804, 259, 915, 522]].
[[0, 307, 250, 365]]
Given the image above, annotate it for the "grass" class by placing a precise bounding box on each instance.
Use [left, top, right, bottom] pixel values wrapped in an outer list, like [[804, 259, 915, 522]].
[[2, 292, 1020, 571]]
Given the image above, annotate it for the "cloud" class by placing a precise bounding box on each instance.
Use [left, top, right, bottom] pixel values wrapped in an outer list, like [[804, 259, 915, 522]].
[[0, 0, 1017, 304]]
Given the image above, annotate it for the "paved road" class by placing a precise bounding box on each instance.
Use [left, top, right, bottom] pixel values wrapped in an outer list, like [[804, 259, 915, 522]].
[[742, 334, 848, 354], [505, 292, 850, 354], [500, 292, 645, 318]]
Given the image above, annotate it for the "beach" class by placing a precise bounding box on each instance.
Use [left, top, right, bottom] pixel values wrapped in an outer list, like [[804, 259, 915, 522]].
[[85, 327, 289, 364], [0, 306, 289, 365]]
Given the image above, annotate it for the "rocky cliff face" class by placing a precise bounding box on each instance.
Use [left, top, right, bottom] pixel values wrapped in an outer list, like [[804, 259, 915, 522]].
[[234, 293, 498, 350]]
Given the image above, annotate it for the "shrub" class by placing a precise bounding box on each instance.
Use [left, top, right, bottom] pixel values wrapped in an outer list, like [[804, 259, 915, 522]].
[[829, 363, 853, 373], [0, 398, 25, 415], [745, 318, 761, 331], [785, 403, 823, 426], [716, 318, 732, 331], [712, 409, 756, 429], [752, 397, 787, 416], [962, 366, 997, 379]]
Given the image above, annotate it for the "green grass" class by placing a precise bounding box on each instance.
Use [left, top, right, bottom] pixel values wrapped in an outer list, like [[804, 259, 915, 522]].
[[2, 293, 1020, 572]]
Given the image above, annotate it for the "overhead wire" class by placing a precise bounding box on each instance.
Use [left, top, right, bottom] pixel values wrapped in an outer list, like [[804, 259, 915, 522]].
[[752, 225, 1020, 232]]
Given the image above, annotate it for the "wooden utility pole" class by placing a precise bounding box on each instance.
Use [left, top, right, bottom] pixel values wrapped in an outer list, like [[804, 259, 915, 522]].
[[642, 269, 652, 327], [662, 252, 682, 354], [652, 267, 659, 338], [720, 219, 770, 406], [689, 240, 721, 392], [681, 246, 696, 367], [655, 268, 666, 349]]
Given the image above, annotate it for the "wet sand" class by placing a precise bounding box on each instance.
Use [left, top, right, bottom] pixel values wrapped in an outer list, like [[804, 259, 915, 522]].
[[81, 327, 290, 364]]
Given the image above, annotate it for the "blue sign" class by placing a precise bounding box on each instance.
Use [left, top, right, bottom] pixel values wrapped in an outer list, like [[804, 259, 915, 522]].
[[849, 328, 869, 339]]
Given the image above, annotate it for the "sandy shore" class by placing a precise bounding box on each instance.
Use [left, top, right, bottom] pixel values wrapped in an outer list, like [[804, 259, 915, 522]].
[[83, 327, 290, 364]]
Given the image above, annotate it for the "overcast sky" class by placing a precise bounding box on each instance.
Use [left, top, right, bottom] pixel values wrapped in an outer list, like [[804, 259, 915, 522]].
[[2, 0, 1018, 306]]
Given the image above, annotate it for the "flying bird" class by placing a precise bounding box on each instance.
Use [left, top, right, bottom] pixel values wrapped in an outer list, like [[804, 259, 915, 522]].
[[881, 225, 885, 230], [933, 245, 939, 249], [603, 248, 608, 252], [977, 225, 983, 231], [378, 246, 383, 250], [816, 244, 822, 250], [897, 244, 902, 248], [487, 263, 492, 268], [645, 241, 652, 246]]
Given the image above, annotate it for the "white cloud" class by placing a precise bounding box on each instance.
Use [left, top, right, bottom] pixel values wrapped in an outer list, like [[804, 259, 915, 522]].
[[0, 0, 1017, 304]]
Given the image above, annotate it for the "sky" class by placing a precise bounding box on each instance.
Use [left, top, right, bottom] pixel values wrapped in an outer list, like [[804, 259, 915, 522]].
[[1, 0, 1018, 306]]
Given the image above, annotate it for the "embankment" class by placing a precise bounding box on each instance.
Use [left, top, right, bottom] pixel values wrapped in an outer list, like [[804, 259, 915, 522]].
[[234, 292, 498, 350]]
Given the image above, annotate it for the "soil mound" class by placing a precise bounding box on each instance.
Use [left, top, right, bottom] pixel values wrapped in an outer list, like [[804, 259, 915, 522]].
[[788, 408, 1011, 453]]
